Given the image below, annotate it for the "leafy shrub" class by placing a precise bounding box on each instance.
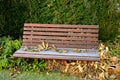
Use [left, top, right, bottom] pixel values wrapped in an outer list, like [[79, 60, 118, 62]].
[[0, 37, 46, 71], [106, 38, 120, 56]]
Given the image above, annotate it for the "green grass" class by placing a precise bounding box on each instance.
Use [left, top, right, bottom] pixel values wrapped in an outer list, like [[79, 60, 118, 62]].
[[0, 70, 81, 80]]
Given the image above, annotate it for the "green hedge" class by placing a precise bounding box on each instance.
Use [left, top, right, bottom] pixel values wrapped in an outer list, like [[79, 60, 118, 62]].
[[0, 0, 120, 41]]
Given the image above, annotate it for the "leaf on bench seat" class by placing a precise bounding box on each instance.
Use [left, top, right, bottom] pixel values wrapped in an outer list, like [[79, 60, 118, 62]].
[[81, 49, 87, 53], [37, 41, 51, 51], [73, 48, 81, 53], [58, 49, 68, 53], [51, 44, 58, 51]]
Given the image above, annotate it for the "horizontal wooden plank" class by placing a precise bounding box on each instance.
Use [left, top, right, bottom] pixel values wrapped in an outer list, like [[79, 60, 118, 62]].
[[24, 28, 98, 33], [24, 23, 99, 29], [23, 32, 98, 37], [23, 36, 98, 41], [22, 43, 97, 49], [13, 53, 100, 61], [23, 39, 98, 45]]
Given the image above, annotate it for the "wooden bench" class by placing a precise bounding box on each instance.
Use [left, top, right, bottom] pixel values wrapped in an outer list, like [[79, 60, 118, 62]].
[[13, 23, 100, 61]]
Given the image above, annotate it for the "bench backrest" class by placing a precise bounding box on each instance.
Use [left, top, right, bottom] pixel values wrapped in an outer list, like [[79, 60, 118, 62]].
[[23, 23, 99, 49]]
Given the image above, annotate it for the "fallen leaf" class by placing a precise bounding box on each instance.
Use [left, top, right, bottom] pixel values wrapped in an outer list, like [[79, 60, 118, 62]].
[[70, 62, 76, 66], [81, 49, 86, 53], [110, 56, 118, 65], [109, 74, 116, 80], [59, 49, 68, 53], [51, 45, 57, 51], [38, 45, 44, 51], [42, 41, 46, 48], [73, 48, 80, 53], [114, 66, 120, 76], [98, 72, 105, 80]]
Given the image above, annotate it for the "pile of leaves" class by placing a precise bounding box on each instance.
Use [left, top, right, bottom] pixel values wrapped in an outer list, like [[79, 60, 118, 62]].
[[45, 43, 120, 80]]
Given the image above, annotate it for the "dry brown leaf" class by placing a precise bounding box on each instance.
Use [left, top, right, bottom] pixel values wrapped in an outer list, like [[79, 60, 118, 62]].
[[59, 49, 68, 53], [109, 74, 116, 80], [73, 48, 80, 53], [99, 43, 105, 51], [110, 56, 118, 65], [98, 72, 105, 80], [114, 66, 120, 76], [38, 45, 44, 51], [46, 43, 49, 49], [42, 41, 46, 48], [77, 65, 83, 73], [100, 50, 106, 60], [70, 62, 76, 66], [51, 45, 57, 51], [81, 49, 86, 53], [107, 67, 114, 74], [64, 64, 70, 73]]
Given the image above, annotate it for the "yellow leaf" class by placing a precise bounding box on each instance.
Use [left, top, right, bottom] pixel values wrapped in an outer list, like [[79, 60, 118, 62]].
[[81, 49, 86, 53], [77, 65, 83, 73], [99, 43, 105, 51], [64, 64, 69, 73], [70, 62, 76, 66], [42, 41, 46, 48], [109, 74, 116, 80], [114, 66, 120, 76], [110, 56, 118, 65], [100, 50, 106, 60], [73, 48, 80, 53], [38, 45, 44, 51], [59, 49, 68, 53], [98, 72, 105, 80], [52, 45, 57, 51], [46, 43, 49, 49]]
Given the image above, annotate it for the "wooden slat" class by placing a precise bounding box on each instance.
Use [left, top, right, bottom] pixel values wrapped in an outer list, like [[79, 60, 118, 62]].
[[23, 36, 98, 41], [22, 39, 98, 49], [13, 53, 100, 61], [23, 32, 98, 37], [23, 39, 98, 45], [24, 27, 98, 33], [24, 23, 99, 29], [22, 43, 97, 49]]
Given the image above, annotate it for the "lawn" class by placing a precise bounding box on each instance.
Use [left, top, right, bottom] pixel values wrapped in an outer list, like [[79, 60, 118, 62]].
[[0, 70, 81, 80]]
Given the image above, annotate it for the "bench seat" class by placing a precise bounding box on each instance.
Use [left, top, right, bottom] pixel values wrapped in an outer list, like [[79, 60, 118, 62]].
[[14, 47, 100, 61]]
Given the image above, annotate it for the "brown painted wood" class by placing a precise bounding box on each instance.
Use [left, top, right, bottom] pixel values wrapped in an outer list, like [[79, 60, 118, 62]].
[[13, 48, 100, 61], [24, 23, 98, 29], [13, 53, 100, 61], [24, 28, 98, 33], [23, 39, 98, 45], [23, 32, 98, 37], [23, 36, 98, 41], [22, 43, 97, 49], [13, 23, 100, 61]]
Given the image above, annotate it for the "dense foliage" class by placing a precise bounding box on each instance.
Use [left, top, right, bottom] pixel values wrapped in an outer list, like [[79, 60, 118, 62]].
[[0, 0, 120, 41], [0, 37, 45, 71]]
